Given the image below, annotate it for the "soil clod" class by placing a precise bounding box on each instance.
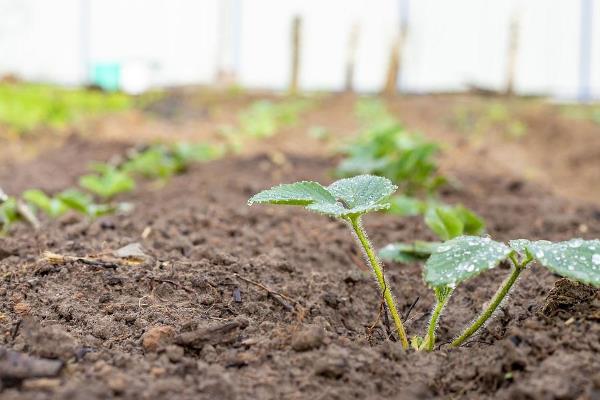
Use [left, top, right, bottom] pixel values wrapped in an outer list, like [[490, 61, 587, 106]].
[[175, 318, 249, 349]]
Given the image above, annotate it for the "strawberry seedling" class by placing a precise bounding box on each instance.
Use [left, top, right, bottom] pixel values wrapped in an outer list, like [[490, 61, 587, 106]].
[[79, 163, 136, 200], [249, 175, 410, 349], [337, 122, 445, 196], [0, 196, 20, 234], [381, 202, 485, 263], [23, 188, 122, 219], [415, 236, 600, 350], [122, 145, 179, 180], [23, 189, 70, 218]]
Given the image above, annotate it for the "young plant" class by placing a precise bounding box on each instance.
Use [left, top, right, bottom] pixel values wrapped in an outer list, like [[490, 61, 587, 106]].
[[0, 196, 20, 233], [171, 142, 223, 167], [23, 188, 119, 218], [23, 189, 70, 218], [79, 163, 136, 200], [419, 236, 600, 350], [337, 122, 446, 196], [248, 175, 409, 349], [122, 145, 179, 180], [381, 202, 485, 262], [56, 189, 119, 217], [238, 99, 311, 138]]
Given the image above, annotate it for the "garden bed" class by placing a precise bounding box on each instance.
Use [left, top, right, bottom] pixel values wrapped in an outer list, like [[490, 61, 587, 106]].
[[1, 136, 599, 399]]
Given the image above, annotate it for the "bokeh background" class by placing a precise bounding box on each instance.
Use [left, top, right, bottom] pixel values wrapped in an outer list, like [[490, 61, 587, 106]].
[[1, 0, 599, 100]]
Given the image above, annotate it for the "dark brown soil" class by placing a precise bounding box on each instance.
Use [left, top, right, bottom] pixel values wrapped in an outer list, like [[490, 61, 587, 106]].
[[1, 135, 600, 399]]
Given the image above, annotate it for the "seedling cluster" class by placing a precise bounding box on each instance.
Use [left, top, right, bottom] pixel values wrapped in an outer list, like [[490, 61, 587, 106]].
[[249, 175, 600, 351], [338, 98, 485, 258], [0, 141, 223, 234]]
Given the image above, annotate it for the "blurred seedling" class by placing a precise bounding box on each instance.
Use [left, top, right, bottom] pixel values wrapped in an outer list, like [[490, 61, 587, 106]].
[[238, 99, 312, 138], [337, 122, 445, 196], [382, 200, 485, 262], [0, 196, 20, 233], [23, 188, 123, 218], [248, 175, 410, 349], [122, 142, 222, 180], [411, 236, 600, 350], [79, 163, 136, 200]]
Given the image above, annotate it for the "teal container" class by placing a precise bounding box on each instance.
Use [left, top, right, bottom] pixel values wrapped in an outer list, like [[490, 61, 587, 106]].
[[91, 63, 121, 91]]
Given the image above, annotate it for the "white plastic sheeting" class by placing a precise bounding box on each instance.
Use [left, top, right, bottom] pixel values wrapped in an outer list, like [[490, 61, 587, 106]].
[[0, 0, 598, 99]]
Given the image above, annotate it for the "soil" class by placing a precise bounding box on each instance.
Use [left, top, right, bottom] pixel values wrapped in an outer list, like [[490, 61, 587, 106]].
[[1, 92, 600, 399]]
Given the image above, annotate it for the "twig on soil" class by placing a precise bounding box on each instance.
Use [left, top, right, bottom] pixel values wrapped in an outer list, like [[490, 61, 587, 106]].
[[175, 318, 249, 349], [42, 251, 120, 269], [233, 273, 298, 311], [403, 296, 420, 321]]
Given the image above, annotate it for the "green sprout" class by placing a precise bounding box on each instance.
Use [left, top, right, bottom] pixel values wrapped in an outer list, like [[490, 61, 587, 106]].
[[248, 175, 409, 349], [23, 188, 119, 218], [122, 145, 180, 180], [23, 189, 70, 218], [122, 142, 222, 180], [381, 201, 485, 263], [415, 236, 600, 350], [337, 122, 445, 196], [0, 196, 20, 234], [79, 163, 136, 200], [238, 99, 312, 138]]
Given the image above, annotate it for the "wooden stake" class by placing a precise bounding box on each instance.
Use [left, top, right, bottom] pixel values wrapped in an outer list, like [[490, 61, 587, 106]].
[[345, 23, 360, 92], [290, 15, 302, 95], [382, 21, 408, 95], [505, 12, 520, 96]]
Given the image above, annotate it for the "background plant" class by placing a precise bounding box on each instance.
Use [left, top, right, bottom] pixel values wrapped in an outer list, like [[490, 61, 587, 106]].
[[79, 163, 136, 200], [238, 99, 312, 138], [22, 188, 118, 218], [0, 196, 20, 234], [122, 142, 223, 180], [381, 201, 485, 262], [342, 98, 485, 260], [0, 82, 132, 134], [248, 174, 410, 349]]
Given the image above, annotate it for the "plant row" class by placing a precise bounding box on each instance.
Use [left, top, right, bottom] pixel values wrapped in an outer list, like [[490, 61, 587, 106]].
[[0, 142, 223, 233]]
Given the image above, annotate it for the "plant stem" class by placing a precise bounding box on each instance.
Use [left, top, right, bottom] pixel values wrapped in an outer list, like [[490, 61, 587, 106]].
[[451, 253, 532, 348], [422, 289, 452, 351], [348, 215, 409, 349]]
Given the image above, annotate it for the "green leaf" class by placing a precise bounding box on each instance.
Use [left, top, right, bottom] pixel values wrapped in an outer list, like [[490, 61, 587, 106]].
[[425, 206, 464, 240], [388, 195, 426, 216], [379, 241, 441, 263], [79, 166, 135, 199], [425, 236, 512, 287], [508, 239, 534, 255], [454, 205, 485, 235], [248, 181, 336, 206], [518, 239, 600, 287], [23, 189, 68, 218], [248, 175, 397, 218], [327, 175, 396, 209], [0, 197, 20, 232]]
